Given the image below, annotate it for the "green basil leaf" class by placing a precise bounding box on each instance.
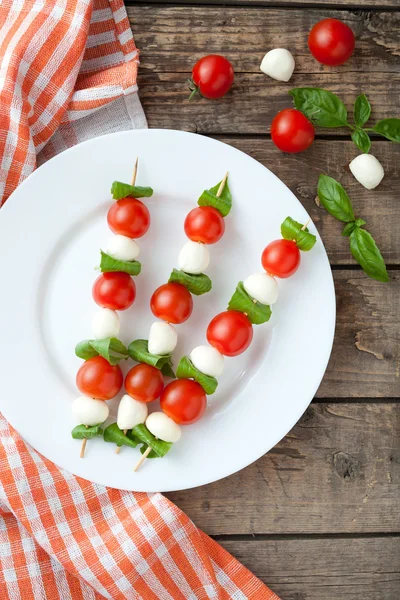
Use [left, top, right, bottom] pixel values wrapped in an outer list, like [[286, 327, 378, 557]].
[[373, 118, 400, 143], [342, 222, 356, 237], [161, 362, 176, 379], [198, 178, 232, 217], [176, 355, 217, 395], [349, 228, 389, 282], [74, 340, 99, 361], [317, 175, 355, 223], [353, 94, 371, 127], [100, 251, 141, 276], [72, 424, 103, 439], [289, 88, 348, 128], [75, 338, 129, 366], [103, 423, 139, 448], [355, 218, 367, 227], [128, 339, 174, 373], [280, 216, 316, 251], [228, 281, 271, 325], [168, 268, 211, 296], [111, 181, 153, 199], [132, 424, 172, 458], [351, 129, 371, 154], [296, 229, 317, 251]]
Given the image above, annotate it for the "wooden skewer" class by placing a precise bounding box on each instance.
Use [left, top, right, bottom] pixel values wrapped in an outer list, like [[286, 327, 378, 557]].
[[216, 171, 228, 198], [301, 218, 311, 231], [131, 157, 139, 186], [80, 425, 89, 458], [115, 429, 128, 454], [133, 445, 152, 472]]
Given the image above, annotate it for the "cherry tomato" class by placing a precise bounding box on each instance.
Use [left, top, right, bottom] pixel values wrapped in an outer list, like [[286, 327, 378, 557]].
[[190, 55, 234, 100], [271, 109, 315, 154], [184, 206, 225, 244], [125, 364, 164, 403], [76, 356, 123, 400], [206, 310, 253, 357], [308, 18, 355, 66], [93, 272, 136, 310], [261, 239, 300, 278], [150, 282, 193, 324], [107, 198, 150, 238], [160, 379, 207, 425]]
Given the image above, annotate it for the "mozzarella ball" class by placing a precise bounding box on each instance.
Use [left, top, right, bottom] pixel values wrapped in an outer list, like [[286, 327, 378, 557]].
[[104, 234, 140, 261], [148, 321, 178, 355], [243, 272, 278, 305], [92, 308, 120, 339], [178, 240, 210, 274], [72, 396, 109, 426], [146, 412, 181, 443], [117, 394, 148, 430], [349, 154, 384, 190], [190, 345, 224, 378], [260, 49, 295, 82]]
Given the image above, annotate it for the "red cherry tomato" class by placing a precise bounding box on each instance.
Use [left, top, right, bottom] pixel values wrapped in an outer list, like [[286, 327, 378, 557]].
[[92, 272, 136, 310], [271, 109, 315, 154], [190, 55, 234, 100], [184, 206, 225, 244], [125, 364, 164, 403], [76, 356, 123, 400], [160, 379, 207, 425], [206, 310, 253, 357], [308, 18, 355, 66], [261, 239, 300, 278], [150, 282, 193, 324], [107, 198, 150, 238]]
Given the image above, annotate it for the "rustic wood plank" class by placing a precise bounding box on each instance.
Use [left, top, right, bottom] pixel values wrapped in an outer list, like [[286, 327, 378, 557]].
[[167, 403, 400, 534], [219, 537, 400, 600], [128, 1, 400, 9]]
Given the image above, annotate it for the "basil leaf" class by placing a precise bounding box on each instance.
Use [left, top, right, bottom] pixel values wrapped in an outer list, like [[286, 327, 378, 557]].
[[228, 281, 271, 325], [132, 424, 172, 458], [351, 129, 371, 154], [342, 222, 356, 237], [198, 178, 232, 217], [111, 181, 153, 199], [349, 228, 389, 282], [161, 362, 176, 379], [100, 251, 141, 276], [168, 268, 211, 296], [289, 88, 348, 128], [355, 218, 367, 227], [72, 424, 103, 439], [373, 118, 400, 143], [75, 338, 129, 366], [103, 423, 139, 448], [317, 175, 355, 223], [280, 216, 316, 251], [353, 94, 371, 127], [128, 339, 174, 374], [176, 355, 217, 395]]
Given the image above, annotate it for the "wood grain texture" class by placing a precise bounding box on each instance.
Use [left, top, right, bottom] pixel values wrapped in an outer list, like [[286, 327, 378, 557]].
[[219, 537, 400, 600], [128, 1, 400, 9], [167, 403, 400, 534]]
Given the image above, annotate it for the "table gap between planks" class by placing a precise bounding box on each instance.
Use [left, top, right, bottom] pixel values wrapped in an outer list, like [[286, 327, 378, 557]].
[[126, 2, 400, 598]]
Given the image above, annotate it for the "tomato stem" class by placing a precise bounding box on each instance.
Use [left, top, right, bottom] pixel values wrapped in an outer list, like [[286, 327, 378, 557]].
[[187, 78, 200, 101]]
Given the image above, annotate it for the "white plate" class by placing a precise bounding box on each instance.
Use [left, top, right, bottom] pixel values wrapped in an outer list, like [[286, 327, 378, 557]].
[[0, 129, 335, 492]]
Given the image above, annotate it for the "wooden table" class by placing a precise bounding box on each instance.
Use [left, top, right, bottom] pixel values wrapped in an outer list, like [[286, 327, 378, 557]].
[[127, 2, 400, 597]]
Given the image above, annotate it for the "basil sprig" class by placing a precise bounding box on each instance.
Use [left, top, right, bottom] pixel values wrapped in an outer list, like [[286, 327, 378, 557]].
[[111, 181, 153, 199], [198, 177, 232, 216], [132, 424, 172, 458], [169, 268, 212, 296], [228, 281, 271, 325], [128, 339, 175, 377], [103, 423, 139, 448], [176, 355, 217, 395], [75, 337, 129, 365], [318, 175, 389, 282], [281, 217, 316, 251], [100, 250, 141, 276], [72, 424, 103, 439]]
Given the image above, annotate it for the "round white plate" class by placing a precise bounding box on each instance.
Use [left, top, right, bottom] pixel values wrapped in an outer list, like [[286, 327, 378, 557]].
[[0, 129, 335, 492]]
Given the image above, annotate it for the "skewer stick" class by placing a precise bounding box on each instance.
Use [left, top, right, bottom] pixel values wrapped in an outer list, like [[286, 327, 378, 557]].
[[115, 429, 128, 454], [131, 157, 139, 186], [133, 445, 152, 472], [301, 219, 311, 231], [80, 425, 89, 458], [216, 172, 228, 198]]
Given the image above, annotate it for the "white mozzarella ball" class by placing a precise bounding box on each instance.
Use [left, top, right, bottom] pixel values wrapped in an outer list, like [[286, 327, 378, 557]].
[[178, 240, 210, 274], [243, 272, 279, 305], [117, 394, 148, 430], [104, 234, 140, 261], [260, 49, 295, 82], [190, 345, 224, 378], [72, 396, 109, 426], [92, 308, 120, 339], [349, 154, 384, 190], [146, 412, 181, 443], [148, 321, 178, 355]]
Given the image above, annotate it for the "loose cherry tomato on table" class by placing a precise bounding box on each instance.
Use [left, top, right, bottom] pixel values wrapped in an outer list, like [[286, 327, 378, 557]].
[[160, 379, 207, 425], [189, 55, 234, 100], [308, 18, 355, 66], [125, 364, 164, 403], [150, 282, 193, 324], [76, 356, 123, 400], [207, 310, 253, 357], [107, 197, 150, 238], [93, 272, 136, 310], [262, 239, 300, 278], [271, 109, 315, 154], [184, 206, 225, 244]]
